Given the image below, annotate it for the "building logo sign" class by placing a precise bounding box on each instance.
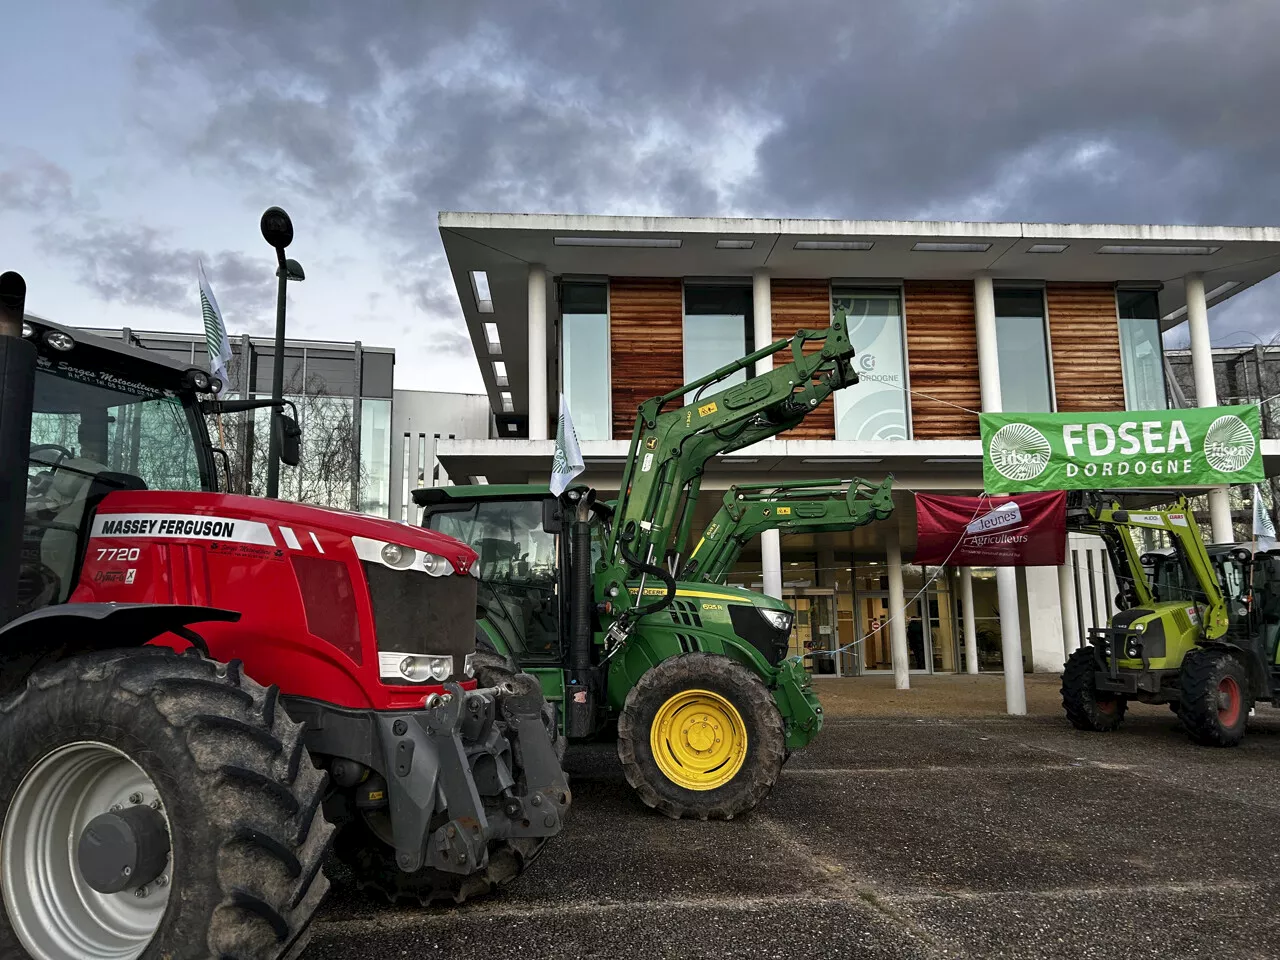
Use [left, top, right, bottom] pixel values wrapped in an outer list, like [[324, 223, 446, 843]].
[[987, 423, 1052, 482], [980, 405, 1264, 494], [1203, 414, 1256, 473]]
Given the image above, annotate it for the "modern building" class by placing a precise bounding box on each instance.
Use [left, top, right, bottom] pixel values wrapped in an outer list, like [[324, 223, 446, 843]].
[[434, 212, 1280, 698], [82, 327, 397, 514], [389, 389, 492, 523]]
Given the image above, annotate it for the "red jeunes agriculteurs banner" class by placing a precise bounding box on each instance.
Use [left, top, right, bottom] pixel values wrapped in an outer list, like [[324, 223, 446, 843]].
[[913, 492, 1066, 566]]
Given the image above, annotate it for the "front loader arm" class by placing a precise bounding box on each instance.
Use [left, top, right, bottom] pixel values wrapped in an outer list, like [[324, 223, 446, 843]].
[[1067, 496, 1229, 639], [603, 311, 859, 609], [681, 477, 895, 583]]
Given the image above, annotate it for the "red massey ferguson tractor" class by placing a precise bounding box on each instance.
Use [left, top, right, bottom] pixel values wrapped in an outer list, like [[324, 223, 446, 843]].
[[0, 272, 569, 960]]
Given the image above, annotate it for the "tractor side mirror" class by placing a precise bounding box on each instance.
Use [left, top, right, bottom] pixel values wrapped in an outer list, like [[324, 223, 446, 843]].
[[542, 497, 564, 535], [275, 413, 302, 467]]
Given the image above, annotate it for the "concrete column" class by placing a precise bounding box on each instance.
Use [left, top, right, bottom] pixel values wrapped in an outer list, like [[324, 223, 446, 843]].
[[960, 567, 979, 675], [973, 274, 1002, 411], [752, 269, 773, 374], [1185, 272, 1234, 543], [996, 568, 1027, 714], [886, 525, 910, 690], [1025, 566, 1065, 673], [974, 274, 1026, 714], [527, 263, 549, 440], [1058, 550, 1081, 658], [761, 529, 783, 600]]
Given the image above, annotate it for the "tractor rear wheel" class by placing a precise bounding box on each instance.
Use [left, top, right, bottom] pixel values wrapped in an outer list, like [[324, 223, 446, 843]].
[[0, 649, 331, 960], [333, 657, 558, 905], [1061, 646, 1128, 731], [1179, 648, 1250, 746], [617, 652, 785, 820]]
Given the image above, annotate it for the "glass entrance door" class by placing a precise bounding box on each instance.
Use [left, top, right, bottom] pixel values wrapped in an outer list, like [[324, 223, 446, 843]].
[[854, 591, 937, 674], [785, 589, 839, 676]]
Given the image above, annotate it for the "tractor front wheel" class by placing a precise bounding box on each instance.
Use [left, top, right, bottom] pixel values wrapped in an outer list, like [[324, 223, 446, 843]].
[[0, 649, 331, 960], [1179, 648, 1250, 747], [1061, 646, 1128, 732], [617, 652, 785, 820]]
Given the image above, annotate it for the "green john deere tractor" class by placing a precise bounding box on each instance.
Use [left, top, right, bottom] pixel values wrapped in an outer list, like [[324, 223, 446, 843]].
[[416, 312, 864, 819], [1061, 495, 1280, 745]]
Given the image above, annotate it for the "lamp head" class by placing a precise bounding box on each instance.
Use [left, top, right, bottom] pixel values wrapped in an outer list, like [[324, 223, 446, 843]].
[[260, 207, 294, 250]]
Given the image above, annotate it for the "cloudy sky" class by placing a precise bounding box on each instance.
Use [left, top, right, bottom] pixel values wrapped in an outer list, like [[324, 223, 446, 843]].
[[3, 0, 1279, 392]]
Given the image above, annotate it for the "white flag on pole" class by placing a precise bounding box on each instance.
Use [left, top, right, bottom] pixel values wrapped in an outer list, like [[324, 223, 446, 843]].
[[550, 394, 585, 496], [1253, 484, 1277, 551], [198, 260, 232, 393]]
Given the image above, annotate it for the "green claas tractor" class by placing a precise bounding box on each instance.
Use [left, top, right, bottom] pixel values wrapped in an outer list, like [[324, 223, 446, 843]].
[[679, 477, 895, 584], [415, 313, 863, 819], [1061, 495, 1280, 745]]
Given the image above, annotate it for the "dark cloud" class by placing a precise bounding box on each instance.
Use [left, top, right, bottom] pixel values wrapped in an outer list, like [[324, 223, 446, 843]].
[[47, 221, 277, 331], [89, 1, 1280, 351]]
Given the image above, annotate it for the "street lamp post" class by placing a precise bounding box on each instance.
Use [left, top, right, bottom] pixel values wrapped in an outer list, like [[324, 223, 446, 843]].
[[260, 207, 305, 499]]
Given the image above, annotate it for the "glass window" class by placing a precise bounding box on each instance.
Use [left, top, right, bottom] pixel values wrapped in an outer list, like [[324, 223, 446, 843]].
[[832, 288, 908, 439], [359, 399, 392, 516], [26, 364, 207, 605], [994, 288, 1053, 413], [1117, 289, 1167, 411], [561, 282, 611, 441], [360, 352, 395, 399], [683, 285, 753, 403], [427, 498, 560, 658]]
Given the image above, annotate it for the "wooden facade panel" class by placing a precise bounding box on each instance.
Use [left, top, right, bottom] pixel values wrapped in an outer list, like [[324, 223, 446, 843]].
[[903, 280, 981, 439], [1046, 282, 1125, 412], [609, 277, 685, 439], [770, 279, 835, 439]]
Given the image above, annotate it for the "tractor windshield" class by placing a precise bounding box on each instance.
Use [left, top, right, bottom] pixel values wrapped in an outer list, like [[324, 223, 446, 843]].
[[23, 359, 212, 610], [428, 499, 560, 657]]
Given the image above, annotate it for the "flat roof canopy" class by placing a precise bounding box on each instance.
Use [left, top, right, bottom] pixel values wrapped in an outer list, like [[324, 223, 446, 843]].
[[439, 212, 1280, 416]]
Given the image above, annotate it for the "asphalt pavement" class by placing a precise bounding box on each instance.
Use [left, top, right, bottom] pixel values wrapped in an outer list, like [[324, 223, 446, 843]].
[[306, 684, 1280, 960]]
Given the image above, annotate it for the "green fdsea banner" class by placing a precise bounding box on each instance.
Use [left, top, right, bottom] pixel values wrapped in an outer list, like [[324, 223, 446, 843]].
[[980, 405, 1264, 494]]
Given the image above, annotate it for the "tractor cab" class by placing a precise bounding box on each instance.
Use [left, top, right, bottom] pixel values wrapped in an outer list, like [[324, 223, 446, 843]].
[[20, 317, 221, 613], [417, 486, 569, 661]]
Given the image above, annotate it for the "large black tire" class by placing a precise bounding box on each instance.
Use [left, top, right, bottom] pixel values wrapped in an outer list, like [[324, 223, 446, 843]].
[[1061, 646, 1128, 732], [617, 652, 785, 821], [333, 655, 557, 905], [0, 649, 332, 960], [1179, 648, 1250, 747]]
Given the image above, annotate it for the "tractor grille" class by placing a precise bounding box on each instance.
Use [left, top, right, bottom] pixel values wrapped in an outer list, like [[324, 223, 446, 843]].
[[361, 562, 477, 664]]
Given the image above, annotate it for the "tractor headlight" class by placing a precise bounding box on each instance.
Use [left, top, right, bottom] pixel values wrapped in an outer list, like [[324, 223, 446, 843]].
[[1131, 622, 1146, 633], [421, 552, 450, 577], [381, 542, 412, 567], [380, 652, 455, 683], [760, 608, 794, 632], [355, 536, 455, 576], [1124, 639, 1142, 659]]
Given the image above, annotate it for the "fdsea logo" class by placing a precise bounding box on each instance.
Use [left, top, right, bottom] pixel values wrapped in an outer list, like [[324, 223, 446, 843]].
[[988, 423, 1052, 481], [1203, 414, 1256, 473]]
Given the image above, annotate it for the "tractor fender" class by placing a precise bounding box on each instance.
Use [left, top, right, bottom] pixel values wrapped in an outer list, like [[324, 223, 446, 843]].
[[0, 602, 241, 695]]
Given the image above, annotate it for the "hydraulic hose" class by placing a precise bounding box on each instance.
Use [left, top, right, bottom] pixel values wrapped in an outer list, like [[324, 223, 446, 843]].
[[618, 529, 678, 619]]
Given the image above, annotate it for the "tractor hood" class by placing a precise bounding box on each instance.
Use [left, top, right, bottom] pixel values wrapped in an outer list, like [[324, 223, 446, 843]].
[[90, 491, 477, 576]]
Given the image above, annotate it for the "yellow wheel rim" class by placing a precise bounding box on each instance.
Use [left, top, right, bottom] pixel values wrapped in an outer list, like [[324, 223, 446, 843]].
[[650, 689, 748, 791]]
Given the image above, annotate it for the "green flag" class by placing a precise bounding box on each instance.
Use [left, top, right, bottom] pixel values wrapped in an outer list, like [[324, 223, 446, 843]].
[[981, 405, 1263, 494]]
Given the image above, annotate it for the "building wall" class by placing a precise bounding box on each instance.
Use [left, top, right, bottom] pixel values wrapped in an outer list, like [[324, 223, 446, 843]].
[[568, 276, 1139, 443], [1045, 282, 1126, 412], [390, 389, 493, 522], [608, 278, 684, 439], [771, 280, 835, 439], [902, 280, 981, 438]]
